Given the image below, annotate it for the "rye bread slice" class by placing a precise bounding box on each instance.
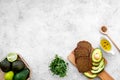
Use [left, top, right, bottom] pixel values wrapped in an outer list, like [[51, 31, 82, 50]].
[[74, 47, 89, 58], [77, 41, 92, 53], [76, 57, 92, 72]]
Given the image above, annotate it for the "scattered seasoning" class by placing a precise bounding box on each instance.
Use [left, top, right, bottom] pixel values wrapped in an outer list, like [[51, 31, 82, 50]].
[[49, 55, 68, 77], [101, 26, 107, 32]]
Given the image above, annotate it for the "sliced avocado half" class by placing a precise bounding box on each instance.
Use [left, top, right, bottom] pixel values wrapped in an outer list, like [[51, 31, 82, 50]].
[[92, 59, 104, 71], [92, 48, 103, 63], [91, 64, 104, 74], [84, 72, 97, 79]]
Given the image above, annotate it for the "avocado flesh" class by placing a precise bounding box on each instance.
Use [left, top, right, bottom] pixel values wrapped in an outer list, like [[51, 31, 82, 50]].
[[92, 48, 103, 63], [91, 65, 104, 74], [92, 62, 99, 66], [84, 72, 97, 79], [92, 59, 104, 71]]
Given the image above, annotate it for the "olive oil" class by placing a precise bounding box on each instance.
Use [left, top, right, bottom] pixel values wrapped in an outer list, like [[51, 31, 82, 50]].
[[100, 38, 111, 51]]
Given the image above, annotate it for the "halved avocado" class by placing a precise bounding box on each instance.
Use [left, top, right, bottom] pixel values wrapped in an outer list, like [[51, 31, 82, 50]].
[[91, 65, 104, 74], [92, 59, 104, 71], [84, 72, 97, 79], [92, 48, 103, 63]]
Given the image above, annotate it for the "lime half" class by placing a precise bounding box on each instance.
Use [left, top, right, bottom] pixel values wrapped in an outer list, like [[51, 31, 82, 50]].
[[7, 53, 18, 62], [4, 71, 14, 80]]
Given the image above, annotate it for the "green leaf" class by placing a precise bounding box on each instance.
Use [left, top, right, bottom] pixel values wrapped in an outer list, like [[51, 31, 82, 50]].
[[49, 54, 68, 77]]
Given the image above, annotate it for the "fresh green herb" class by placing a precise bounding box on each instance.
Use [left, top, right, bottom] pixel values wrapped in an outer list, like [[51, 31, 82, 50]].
[[49, 55, 68, 77]]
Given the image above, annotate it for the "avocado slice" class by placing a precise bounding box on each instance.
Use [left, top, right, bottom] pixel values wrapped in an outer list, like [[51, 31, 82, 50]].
[[92, 62, 99, 66], [91, 64, 104, 74], [92, 59, 104, 71], [92, 48, 103, 63], [84, 72, 97, 79]]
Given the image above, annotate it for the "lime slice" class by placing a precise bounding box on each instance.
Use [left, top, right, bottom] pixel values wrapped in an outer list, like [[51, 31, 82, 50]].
[[4, 71, 14, 80], [7, 53, 18, 62]]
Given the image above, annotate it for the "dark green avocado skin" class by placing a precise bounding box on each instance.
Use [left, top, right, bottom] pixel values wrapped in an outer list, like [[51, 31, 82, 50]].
[[0, 58, 11, 72], [13, 68, 30, 80], [12, 60, 25, 72]]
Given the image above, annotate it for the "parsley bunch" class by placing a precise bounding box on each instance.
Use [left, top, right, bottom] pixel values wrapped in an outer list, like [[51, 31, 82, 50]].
[[49, 55, 68, 77]]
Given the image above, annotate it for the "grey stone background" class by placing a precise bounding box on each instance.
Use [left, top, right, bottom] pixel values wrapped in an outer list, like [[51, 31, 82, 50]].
[[0, 0, 120, 80]]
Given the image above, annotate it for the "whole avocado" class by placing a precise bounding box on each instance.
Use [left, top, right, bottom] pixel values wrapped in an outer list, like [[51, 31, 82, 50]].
[[12, 60, 25, 72], [13, 68, 30, 80], [0, 58, 11, 72]]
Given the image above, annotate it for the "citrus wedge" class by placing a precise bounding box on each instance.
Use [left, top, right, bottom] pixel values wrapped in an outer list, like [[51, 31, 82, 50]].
[[7, 53, 18, 62]]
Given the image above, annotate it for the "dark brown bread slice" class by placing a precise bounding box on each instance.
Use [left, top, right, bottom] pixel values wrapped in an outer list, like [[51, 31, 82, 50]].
[[74, 47, 89, 58], [76, 57, 92, 72], [77, 41, 92, 53]]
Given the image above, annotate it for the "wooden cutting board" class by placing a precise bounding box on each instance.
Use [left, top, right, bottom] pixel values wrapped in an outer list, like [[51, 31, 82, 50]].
[[68, 51, 114, 80]]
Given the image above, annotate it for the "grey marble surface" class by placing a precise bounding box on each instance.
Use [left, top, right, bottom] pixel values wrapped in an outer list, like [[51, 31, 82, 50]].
[[0, 0, 120, 80]]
